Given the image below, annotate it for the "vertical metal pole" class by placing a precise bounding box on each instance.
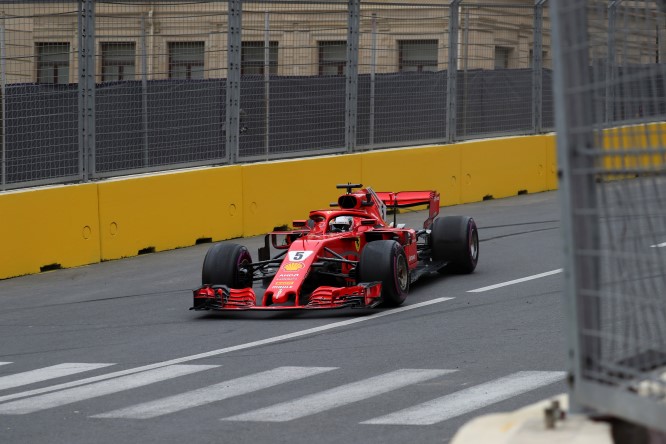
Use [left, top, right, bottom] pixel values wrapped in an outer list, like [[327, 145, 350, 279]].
[[141, 16, 149, 167], [551, 0, 600, 414], [226, 0, 242, 164], [78, 0, 96, 182], [606, 1, 619, 124], [447, 0, 460, 143], [345, 0, 359, 153], [1, 16, 6, 190], [369, 12, 376, 147], [532, 0, 546, 134], [462, 8, 469, 138], [264, 11, 270, 160]]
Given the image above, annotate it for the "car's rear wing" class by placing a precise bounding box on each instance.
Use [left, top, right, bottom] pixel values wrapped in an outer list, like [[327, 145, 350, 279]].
[[374, 190, 440, 229]]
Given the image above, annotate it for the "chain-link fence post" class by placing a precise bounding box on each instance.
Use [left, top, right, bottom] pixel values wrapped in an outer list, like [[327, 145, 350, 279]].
[[226, 0, 242, 164], [345, 0, 360, 153], [78, 0, 96, 182], [447, 0, 460, 143], [551, 0, 601, 414], [606, 1, 619, 124], [1, 14, 5, 191], [141, 15, 149, 167], [369, 12, 377, 147], [263, 11, 270, 159], [532, 0, 546, 134]]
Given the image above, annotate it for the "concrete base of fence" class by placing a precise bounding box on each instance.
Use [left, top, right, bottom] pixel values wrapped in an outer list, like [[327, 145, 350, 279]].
[[0, 133, 558, 280], [450, 394, 613, 444]]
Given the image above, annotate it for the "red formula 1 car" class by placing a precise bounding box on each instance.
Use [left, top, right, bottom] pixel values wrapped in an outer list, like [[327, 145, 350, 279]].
[[191, 184, 478, 311]]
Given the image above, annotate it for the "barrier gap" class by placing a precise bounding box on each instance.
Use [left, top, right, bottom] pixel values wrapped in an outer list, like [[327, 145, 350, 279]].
[[518, 190, 528, 195], [40, 263, 62, 272], [196, 237, 212, 245], [138, 247, 156, 255], [483, 195, 494, 201]]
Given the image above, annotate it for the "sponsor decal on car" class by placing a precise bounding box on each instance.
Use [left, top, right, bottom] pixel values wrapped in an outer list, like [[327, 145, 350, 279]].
[[283, 262, 304, 271], [288, 251, 313, 262], [273, 281, 294, 286], [355, 238, 361, 252]]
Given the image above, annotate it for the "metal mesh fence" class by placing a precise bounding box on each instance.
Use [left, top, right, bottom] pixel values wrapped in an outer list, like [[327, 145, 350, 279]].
[[553, 0, 666, 432], [1, 2, 81, 188], [0, 0, 563, 190], [93, 2, 228, 178]]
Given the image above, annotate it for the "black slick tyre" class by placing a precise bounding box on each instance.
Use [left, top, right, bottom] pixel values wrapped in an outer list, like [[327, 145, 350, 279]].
[[358, 240, 409, 307], [201, 243, 253, 288], [430, 216, 479, 274]]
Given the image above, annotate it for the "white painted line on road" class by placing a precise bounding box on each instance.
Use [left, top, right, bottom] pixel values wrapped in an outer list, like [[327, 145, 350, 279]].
[[0, 363, 114, 391], [0, 363, 11, 367], [0, 297, 454, 405], [92, 366, 337, 419], [222, 369, 456, 422], [0, 365, 218, 414], [362, 371, 566, 425], [467, 269, 563, 293], [650, 242, 666, 248]]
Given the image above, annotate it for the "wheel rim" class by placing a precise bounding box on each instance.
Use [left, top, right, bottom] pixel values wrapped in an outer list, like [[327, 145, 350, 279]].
[[469, 229, 479, 261], [396, 254, 408, 291]]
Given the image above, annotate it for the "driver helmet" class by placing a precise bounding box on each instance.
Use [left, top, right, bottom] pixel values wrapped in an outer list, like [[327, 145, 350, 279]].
[[330, 215, 353, 232]]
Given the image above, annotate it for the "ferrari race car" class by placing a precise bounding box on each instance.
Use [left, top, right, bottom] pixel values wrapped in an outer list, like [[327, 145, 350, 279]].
[[191, 183, 478, 311]]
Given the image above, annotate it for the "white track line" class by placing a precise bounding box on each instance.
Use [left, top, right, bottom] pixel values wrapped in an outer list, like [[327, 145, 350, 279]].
[[0, 363, 11, 367], [0, 363, 114, 391], [0, 297, 454, 405], [362, 371, 566, 425], [222, 369, 455, 422], [93, 366, 336, 419], [650, 242, 666, 248], [467, 269, 563, 293], [0, 365, 218, 414]]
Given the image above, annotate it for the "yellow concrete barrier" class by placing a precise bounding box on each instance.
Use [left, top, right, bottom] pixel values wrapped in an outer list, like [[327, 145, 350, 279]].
[[0, 133, 561, 280], [97, 166, 244, 261], [460, 135, 551, 202], [240, 155, 363, 236], [361, 144, 462, 207], [0, 184, 100, 280]]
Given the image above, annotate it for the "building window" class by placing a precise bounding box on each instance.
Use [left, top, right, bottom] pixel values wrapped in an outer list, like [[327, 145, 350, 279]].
[[399, 40, 438, 72], [318, 41, 346, 75], [495, 46, 512, 69], [101, 42, 136, 81], [169, 42, 204, 79], [36, 43, 70, 84], [242, 41, 278, 75]]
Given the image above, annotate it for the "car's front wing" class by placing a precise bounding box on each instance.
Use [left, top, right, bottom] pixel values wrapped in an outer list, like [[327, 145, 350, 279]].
[[190, 282, 383, 311]]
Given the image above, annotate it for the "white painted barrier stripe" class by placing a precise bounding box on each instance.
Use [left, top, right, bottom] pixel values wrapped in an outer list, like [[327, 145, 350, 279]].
[[362, 371, 566, 425], [0, 363, 114, 391], [92, 366, 337, 419], [650, 242, 666, 248], [0, 297, 454, 404], [222, 369, 455, 422], [0, 365, 218, 414], [467, 269, 563, 293]]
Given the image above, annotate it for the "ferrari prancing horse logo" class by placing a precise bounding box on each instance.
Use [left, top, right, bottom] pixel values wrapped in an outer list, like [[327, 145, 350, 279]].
[[355, 238, 361, 252]]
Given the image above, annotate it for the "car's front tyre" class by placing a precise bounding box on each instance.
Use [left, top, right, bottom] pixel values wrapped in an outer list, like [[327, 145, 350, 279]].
[[358, 240, 409, 306]]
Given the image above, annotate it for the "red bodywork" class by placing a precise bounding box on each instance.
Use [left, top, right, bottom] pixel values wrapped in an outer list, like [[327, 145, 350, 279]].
[[192, 186, 440, 311]]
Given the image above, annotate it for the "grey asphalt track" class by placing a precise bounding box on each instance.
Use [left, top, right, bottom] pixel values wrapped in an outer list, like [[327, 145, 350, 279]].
[[0, 190, 567, 444]]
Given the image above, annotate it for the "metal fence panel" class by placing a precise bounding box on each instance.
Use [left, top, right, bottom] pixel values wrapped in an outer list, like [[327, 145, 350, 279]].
[[457, 3, 537, 140], [93, 1, 228, 178], [553, 0, 666, 432], [0, 1, 575, 190], [1, 2, 82, 190]]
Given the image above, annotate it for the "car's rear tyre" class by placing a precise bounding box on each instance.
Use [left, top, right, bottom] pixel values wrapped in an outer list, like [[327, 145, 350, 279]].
[[431, 216, 479, 274], [358, 240, 409, 307], [202, 243, 253, 288]]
